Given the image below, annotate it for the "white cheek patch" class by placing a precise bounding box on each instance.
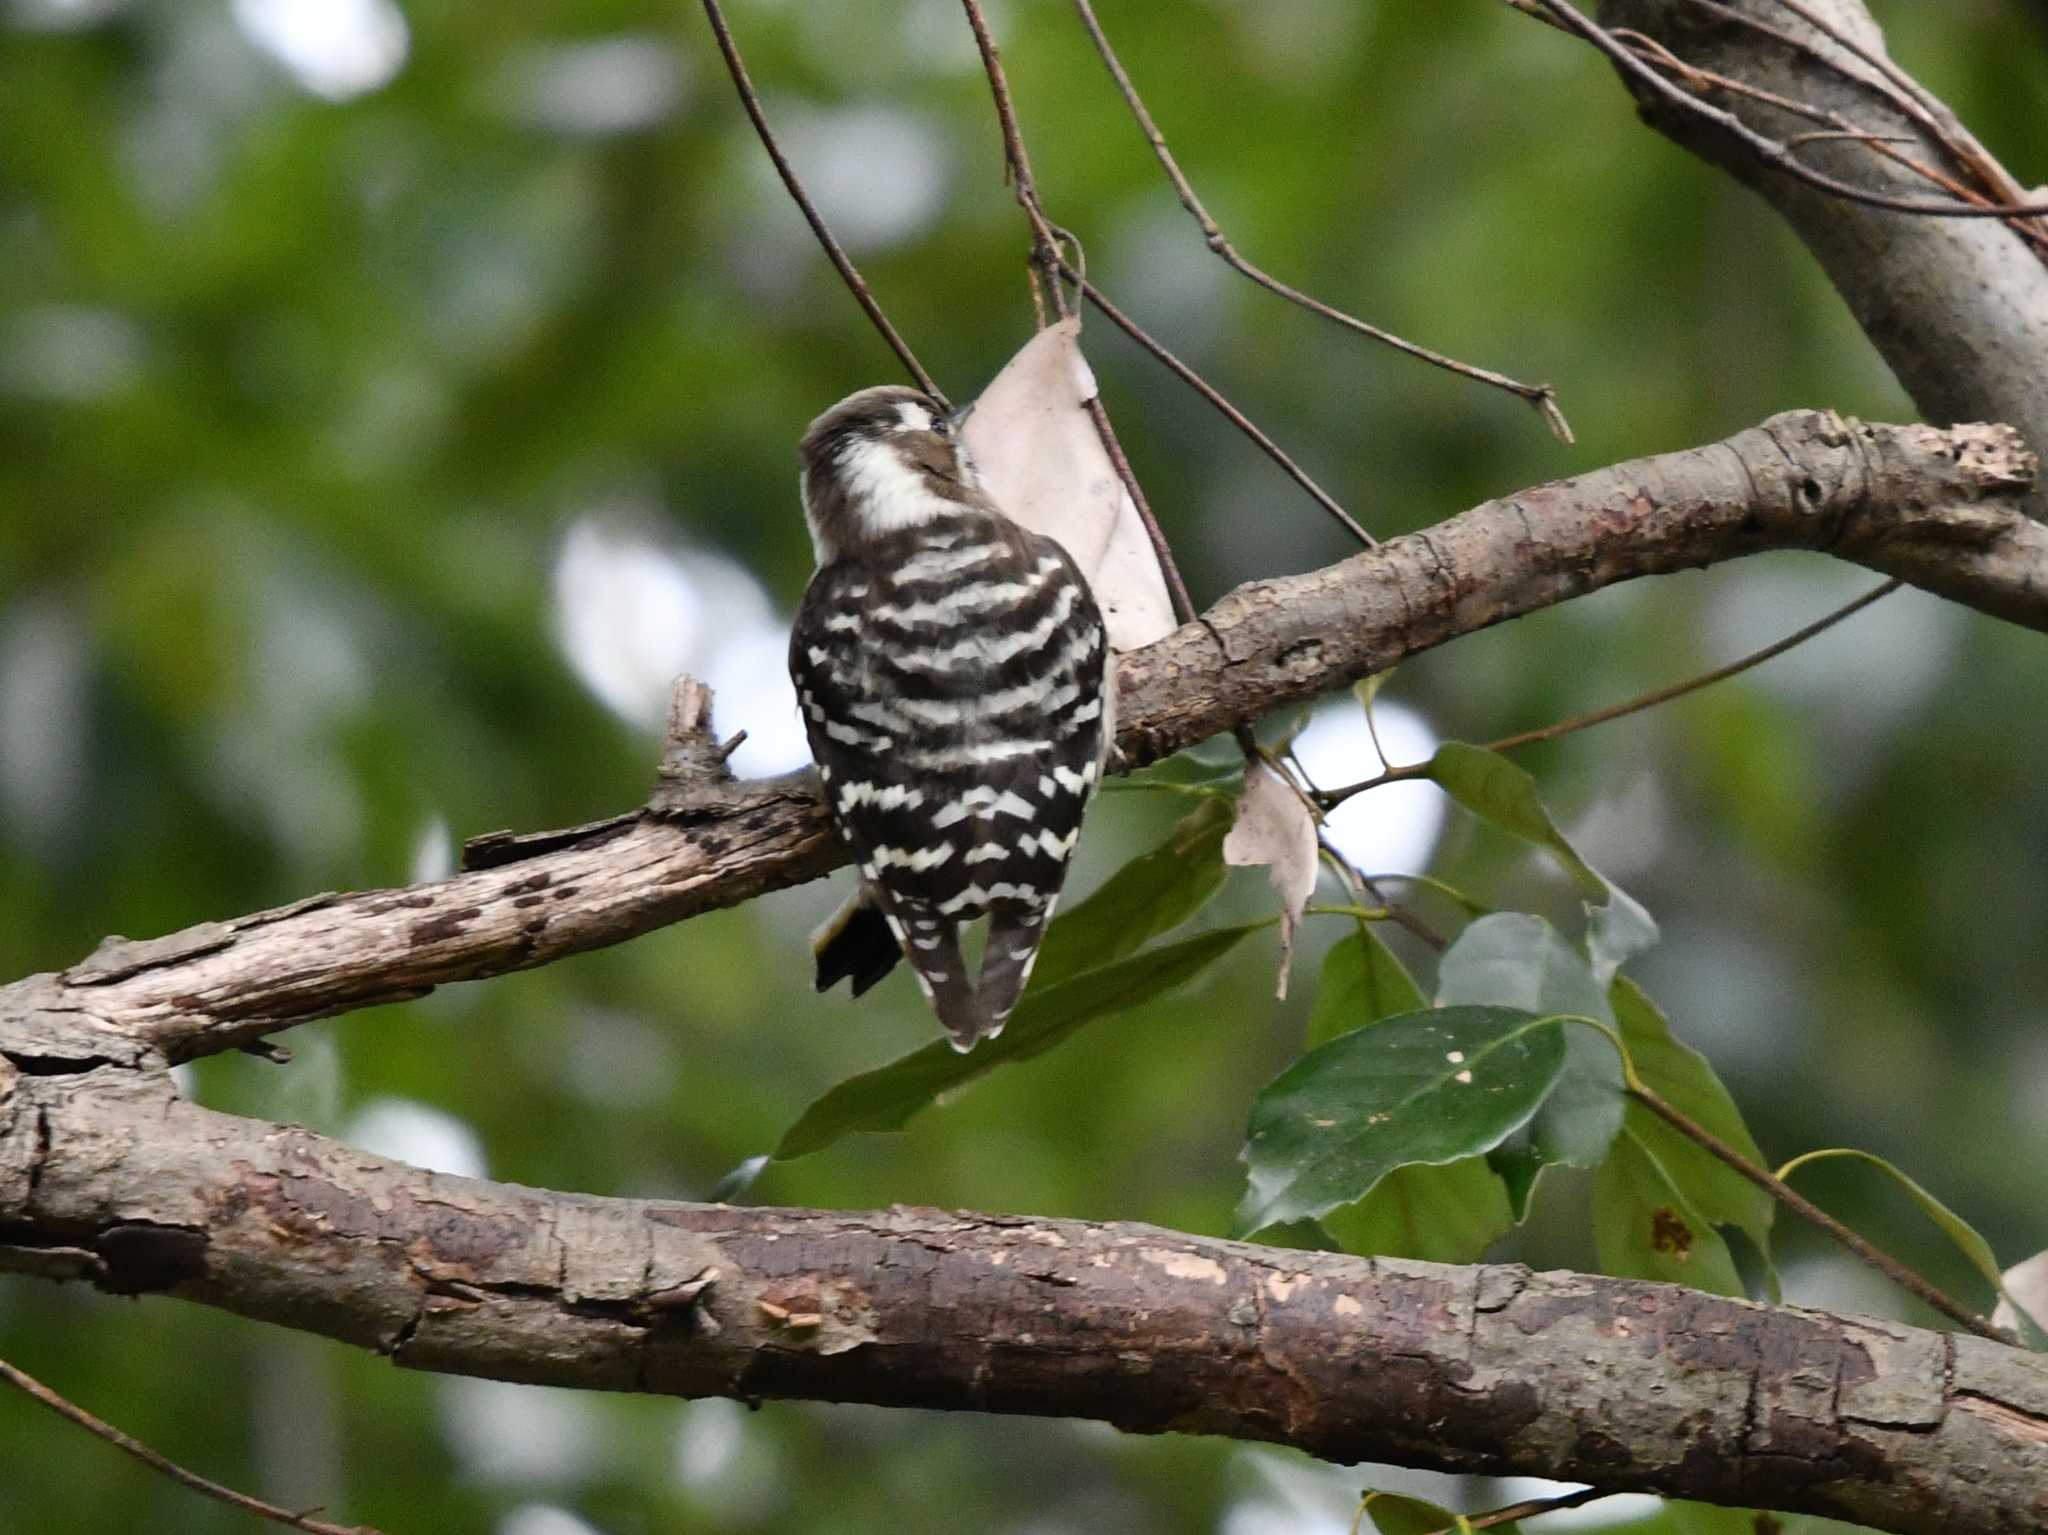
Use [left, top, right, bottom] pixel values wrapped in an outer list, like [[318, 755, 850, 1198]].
[[895, 402, 934, 432], [838, 438, 954, 539]]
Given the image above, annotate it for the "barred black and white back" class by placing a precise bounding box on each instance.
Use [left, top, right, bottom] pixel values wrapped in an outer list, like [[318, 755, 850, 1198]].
[[790, 385, 1111, 1050]]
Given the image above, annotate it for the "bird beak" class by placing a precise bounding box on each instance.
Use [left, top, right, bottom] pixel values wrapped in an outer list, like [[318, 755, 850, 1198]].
[[945, 400, 976, 435]]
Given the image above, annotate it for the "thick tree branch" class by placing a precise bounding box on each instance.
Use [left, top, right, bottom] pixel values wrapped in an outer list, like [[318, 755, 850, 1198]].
[[1, 1052, 2044, 1535], [1592, 0, 2048, 519], [0, 411, 2034, 1068]]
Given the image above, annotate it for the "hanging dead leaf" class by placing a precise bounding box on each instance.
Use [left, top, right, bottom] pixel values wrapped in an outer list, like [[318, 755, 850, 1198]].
[[960, 317, 1177, 653], [1223, 759, 1321, 999], [1993, 1249, 2048, 1338]]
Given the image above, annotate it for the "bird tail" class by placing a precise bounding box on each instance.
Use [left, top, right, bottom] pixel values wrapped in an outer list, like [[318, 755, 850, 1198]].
[[970, 898, 1057, 1046], [810, 885, 901, 996]]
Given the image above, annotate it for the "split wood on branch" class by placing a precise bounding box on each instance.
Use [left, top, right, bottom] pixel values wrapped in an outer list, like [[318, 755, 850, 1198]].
[[0, 410, 2036, 1070], [0, 1053, 2043, 1535]]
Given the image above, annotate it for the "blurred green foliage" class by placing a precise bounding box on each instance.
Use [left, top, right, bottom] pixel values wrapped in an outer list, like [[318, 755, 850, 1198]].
[[3, 1, 2046, 1532]]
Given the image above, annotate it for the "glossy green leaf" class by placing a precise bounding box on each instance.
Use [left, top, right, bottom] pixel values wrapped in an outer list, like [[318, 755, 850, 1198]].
[[1030, 793, 1234, 988], [1305, 923, 1426, 1049], [1777, 1148, 2048, 1349], [1593, 1105, 1746, 1296], [1235, 1005, 1566, 1235], [1321, 1156, 1515, 1263], [1362, 1490, 1514, 1535], [1437, 913, 1623, 1168], [1426, 741, 1658, 982], [774, 924, 1258, 1160], [1611, 977, 1776, 1269]]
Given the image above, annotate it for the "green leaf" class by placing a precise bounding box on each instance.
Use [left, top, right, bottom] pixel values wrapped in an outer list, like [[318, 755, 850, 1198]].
[[1030, 793, 1233, 988], [1305, 923, 1426, 1049], [1437, 913, 1623, 1168], [1321, 1156, 1515, 1263], [773, 924, 1258, 1160], [1593, 1105, 1746, 1296], [1486, 1141, 1548, 1222], [1426, 741, 1658, 982], [1776, 1148, 2048, 1349], [1611, 977, 1776, 1270], [1235, 1005, 1567, 1235], [1362, 1491, 1513, 1535]]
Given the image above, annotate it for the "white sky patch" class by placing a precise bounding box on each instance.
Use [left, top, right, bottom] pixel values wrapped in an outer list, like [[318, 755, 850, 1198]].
[[670, 1397, 783, 1522], [550, 514, 804, 775], [1705, 567, 1959, 732], [553, 520, 710, 727], [232, 0, 410, 101], [344, 1096, 486, 1180], [440, 1378, 605, 1486], [672, 1398, 745, 1488], [702, 621, 811, 778], [0, 597, 91, 851], [768, 103, 949, 252], [500, 35, 686, 137], [1289, 697, 1445, 875], [409, 814, 455, 884], [497, 1506, 606, 1535]]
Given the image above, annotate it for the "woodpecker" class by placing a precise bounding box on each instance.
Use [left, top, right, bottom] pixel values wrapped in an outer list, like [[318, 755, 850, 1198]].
[[790, 385, 1112, 1051]]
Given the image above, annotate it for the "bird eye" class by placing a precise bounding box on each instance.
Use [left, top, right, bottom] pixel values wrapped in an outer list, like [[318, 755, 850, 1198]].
[[930, 412, 950, 437]]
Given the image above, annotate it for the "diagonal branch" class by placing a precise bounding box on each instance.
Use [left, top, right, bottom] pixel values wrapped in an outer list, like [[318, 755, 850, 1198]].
[[0, 412, 2035, 1067], [1, 1056, 2044, 1535]]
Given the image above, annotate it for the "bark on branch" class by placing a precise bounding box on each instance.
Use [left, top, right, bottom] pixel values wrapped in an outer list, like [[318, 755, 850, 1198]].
[[1593, 0, 2048, 519], [0, 410, 2034, 1069], [1, 1051, 2044, 1535], [1, 411, 2044, 1534]]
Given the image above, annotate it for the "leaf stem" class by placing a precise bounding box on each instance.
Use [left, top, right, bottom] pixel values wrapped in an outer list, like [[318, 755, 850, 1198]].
[[1626, 1084, 2004, 1340]]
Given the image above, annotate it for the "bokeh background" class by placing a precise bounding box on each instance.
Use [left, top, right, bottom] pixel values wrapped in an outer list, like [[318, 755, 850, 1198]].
[[3, 1, 2045, 1531]]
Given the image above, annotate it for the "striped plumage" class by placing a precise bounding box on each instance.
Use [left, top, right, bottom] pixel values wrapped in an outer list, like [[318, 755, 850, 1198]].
[[791, 385, 1111, 1050]]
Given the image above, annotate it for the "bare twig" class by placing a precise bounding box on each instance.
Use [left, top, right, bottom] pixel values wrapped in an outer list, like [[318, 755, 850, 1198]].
[[1069, 269, 1376, 546], [1527, 0, 2048, 219], [698, 0, 948, 406], [959, 0, 1073, 318], [955, 0, 1376, 549], [0, 1357, 380, 1535], [1073, 0, 1572, 445], [1626, 1086, 2005, 1341], [1318, 578, 1902, 806]]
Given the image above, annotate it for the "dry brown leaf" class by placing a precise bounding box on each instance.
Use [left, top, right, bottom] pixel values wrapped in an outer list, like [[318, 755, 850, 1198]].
[[960, 317, 1177, 653], [1223, 760, 1321, 999]]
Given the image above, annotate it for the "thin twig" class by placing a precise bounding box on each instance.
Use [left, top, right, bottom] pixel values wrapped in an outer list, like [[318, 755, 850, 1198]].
[[959, 0, 1073, 319], [1650, 1, 2048, 258], [0, 1357, 381, 1535], [698, 0, 948, 406], [1070, 270, 1377, 546], [1626, 1086, 2005, 1341], [1317, 578, 1900, 806], [1072, 0, 1572, 445], [1528, 0, 2048, 218]]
